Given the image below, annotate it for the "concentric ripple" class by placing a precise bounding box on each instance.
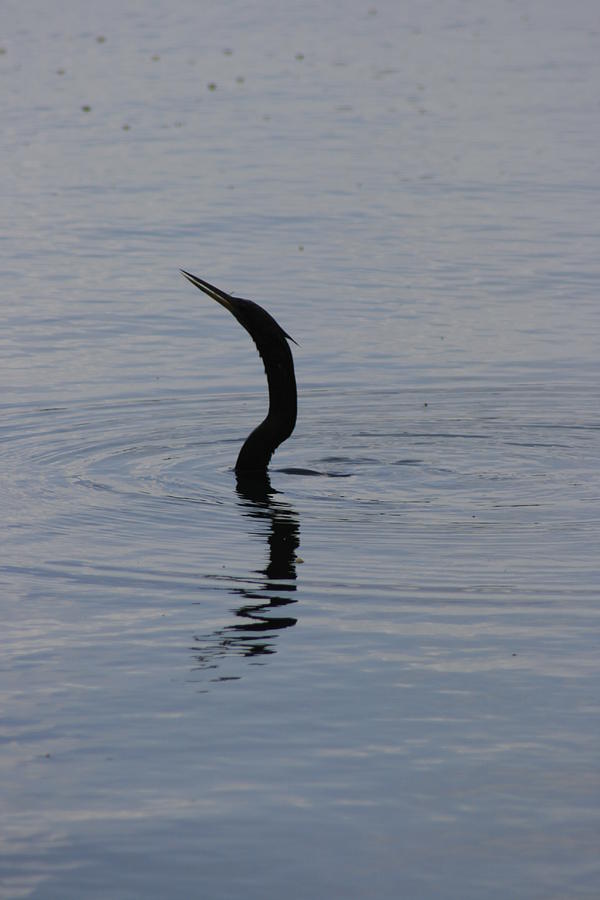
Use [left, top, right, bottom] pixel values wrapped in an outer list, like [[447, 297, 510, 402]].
[[2, 381, 598, 603]]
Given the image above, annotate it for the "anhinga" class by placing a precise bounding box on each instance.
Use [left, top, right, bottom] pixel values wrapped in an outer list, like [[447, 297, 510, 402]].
[[180, 270, 297, 474]]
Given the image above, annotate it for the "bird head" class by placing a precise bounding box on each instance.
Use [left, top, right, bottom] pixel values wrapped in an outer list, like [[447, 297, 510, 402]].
[[180, 270, 297, 346]]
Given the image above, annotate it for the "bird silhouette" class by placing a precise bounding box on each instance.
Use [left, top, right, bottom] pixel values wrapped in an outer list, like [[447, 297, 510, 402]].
[[180, 271, 297, 474]]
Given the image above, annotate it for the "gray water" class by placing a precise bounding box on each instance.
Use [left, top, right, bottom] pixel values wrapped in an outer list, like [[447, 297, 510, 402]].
[[2, 1, 599, 898]]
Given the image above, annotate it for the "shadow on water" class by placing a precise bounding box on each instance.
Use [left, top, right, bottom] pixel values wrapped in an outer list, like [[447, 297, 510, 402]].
[[190, 473, 300, 683]]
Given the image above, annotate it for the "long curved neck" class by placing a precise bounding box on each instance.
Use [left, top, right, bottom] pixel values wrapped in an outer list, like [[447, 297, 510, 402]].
[[235, 335, 297, 474]]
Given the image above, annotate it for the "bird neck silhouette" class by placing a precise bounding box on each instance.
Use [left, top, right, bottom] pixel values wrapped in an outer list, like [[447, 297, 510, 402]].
[[235, 319, 297, 472], [180, 271, 297, 474]]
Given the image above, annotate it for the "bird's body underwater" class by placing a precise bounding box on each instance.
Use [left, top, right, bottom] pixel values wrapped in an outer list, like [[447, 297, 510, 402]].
[[180, 270, 297, 474]]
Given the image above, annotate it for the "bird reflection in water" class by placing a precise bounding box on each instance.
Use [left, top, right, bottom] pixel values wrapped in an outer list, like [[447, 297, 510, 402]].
[[191, 473, 300, 681]]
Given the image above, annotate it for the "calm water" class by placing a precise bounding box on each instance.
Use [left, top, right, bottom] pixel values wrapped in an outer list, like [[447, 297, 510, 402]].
[[2, 1, 599, 897]]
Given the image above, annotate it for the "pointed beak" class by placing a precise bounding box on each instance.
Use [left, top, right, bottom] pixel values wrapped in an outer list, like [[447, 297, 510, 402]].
[[179, 269, 235, 313]]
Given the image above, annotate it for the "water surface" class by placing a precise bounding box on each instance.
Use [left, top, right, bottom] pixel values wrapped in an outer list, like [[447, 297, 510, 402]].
[[2, 1, 599, 898]]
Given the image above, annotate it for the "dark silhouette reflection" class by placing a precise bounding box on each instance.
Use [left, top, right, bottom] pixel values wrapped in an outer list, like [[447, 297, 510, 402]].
[[191, 473, 300, 681]]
